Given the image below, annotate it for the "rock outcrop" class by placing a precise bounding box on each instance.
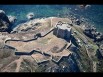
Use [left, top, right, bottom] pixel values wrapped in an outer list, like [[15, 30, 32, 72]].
[[0, 10, 10, 32], [8, 15, 17, 24], [11, 18, 50, 33], [83, 25, 103, 42]]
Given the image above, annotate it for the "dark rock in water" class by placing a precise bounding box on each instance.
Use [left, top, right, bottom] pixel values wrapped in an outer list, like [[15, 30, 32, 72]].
[[95, 35, 103, 42], [0, 19, 9, 32], [26, 12, 34, 20], [0, 10, 11, 32], [75, 19, 81, 25], [0, 10, 10, 24]]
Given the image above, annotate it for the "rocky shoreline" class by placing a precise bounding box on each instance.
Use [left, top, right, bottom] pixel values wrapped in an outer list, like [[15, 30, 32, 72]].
[[82, 25, 103, 42]]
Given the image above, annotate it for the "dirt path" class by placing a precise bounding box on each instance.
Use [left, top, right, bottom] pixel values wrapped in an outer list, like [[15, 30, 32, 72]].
[[15, 56, 23, 72], [93, 61, 97, 72], [1, 60, 17, 72]]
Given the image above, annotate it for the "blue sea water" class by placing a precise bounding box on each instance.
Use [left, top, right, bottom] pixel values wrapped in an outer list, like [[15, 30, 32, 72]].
[[0, 5, 103, 32]]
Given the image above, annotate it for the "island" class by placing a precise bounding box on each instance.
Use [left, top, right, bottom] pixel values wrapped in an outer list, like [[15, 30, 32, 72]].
[[0, 10, 103, 72]]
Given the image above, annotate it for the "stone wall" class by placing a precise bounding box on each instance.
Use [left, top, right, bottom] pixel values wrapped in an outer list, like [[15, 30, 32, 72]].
[[53, 27, 71, 40]]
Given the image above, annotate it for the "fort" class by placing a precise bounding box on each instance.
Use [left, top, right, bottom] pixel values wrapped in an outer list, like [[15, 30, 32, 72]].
[[4, 17, 72, 64], [0, 11, 100, 72]]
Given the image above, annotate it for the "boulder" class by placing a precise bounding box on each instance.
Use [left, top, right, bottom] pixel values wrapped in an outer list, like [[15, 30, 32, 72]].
[[75, 19, 81, 25], [8, 15, 17, 24], [26, 12, 34, 20]]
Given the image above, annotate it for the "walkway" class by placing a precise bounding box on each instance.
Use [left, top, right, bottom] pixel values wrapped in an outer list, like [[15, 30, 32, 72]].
[[93, 61, 97, 72]]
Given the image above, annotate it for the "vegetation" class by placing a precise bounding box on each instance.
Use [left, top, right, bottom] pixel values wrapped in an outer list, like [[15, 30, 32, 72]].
[[97, 60, 103, 72], [35, 64, 46, 72]]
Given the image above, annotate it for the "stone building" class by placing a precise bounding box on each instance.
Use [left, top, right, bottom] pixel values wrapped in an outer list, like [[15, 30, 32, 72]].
[[53, 21, 72, 41]]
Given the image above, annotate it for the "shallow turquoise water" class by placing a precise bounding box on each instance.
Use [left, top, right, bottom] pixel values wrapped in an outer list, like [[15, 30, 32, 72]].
[[0, 5, 103, 32]]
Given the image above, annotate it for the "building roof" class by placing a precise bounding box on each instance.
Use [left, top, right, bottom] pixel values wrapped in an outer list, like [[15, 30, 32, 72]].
[[56, 23, 71, 31]]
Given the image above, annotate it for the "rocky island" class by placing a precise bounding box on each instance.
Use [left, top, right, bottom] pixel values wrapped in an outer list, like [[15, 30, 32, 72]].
[[0, 9, 103, 72]]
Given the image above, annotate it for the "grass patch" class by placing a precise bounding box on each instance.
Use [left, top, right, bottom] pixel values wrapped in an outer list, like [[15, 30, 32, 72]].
[[93, 45, 98, 52], [77, 49, 92, 72]]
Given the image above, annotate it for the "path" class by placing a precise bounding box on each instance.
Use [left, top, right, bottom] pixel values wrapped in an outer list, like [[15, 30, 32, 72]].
[[15, 57, 23, 72], [93, 61, 97, 72]]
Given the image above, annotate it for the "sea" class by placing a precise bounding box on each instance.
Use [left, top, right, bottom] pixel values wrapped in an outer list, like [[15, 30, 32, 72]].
[[0, 5, 103, 33]]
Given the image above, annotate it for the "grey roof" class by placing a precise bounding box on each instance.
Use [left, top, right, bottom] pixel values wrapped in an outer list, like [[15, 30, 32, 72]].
[[56, 23, 71, 31]]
